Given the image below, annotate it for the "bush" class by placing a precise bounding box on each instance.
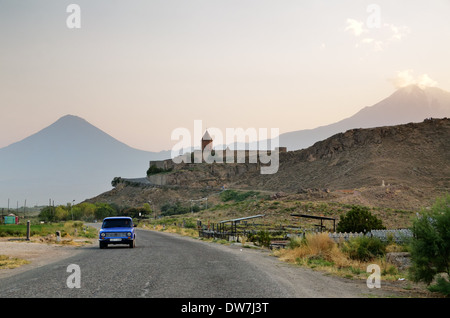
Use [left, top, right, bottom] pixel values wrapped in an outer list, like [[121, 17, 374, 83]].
[[287, 235, 304, 249], [220, 190, 259, 202], [278, 233, 347, 267], [256, 231, 272, 247], [111, 177, 123, 187], [122, 207, 148, 218], [248, 230, 271, 247], [160, 201, 190, 216], [147, 165, 172, 176], [342, 236, 386, 261], [409, 195, 450, 296], [337, 206, 385, 233], [428, 277, 450, 296]]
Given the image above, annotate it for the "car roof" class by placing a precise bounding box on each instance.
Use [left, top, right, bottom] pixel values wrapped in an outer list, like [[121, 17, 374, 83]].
[[103, 216, 132, 220]]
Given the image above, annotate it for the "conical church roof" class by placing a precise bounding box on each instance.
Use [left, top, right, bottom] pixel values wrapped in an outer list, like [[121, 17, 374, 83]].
[[202, 130, 212, 140]]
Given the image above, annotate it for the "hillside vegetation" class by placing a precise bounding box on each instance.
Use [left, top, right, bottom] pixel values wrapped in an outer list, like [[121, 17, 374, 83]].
[[87, 118, 449, 217]]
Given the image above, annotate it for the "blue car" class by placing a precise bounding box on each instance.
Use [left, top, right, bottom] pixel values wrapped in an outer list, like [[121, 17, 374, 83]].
[[99, 216, 136, 249]]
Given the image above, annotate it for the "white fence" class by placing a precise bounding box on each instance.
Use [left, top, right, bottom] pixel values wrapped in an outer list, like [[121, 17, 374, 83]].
[[328, 229, 412, 244]]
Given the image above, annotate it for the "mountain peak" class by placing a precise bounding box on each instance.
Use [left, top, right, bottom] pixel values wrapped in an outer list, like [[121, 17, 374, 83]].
[[58, 114, 85, 121], [0, 114, 170, 205], [280, 85, 450, 151], [396, 84, 424, 93], [394, 84, 449, 98], [52, 114, 90, 126]]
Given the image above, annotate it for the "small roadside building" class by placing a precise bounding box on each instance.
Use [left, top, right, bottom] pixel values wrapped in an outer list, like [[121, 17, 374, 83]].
[[4, 214, 19, 224]]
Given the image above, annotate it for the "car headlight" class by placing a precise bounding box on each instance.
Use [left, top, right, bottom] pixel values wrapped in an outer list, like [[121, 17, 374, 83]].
[[127, 232, 132, 237], [100, 232, 106, 237]]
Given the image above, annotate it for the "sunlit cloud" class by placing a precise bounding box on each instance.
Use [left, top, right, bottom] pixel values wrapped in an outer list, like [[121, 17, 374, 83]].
[[391, 70, 438, 89], [345, 18, 410, 52], [345, 19, 367, 36], [360, 37, 384, 51], [387, 23, 410, 41]]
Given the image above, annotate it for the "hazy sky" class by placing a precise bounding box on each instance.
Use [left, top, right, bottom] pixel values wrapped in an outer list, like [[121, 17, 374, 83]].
[[1, 0, 449, 152]]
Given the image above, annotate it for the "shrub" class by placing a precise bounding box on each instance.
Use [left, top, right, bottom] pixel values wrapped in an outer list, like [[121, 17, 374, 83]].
[[307, 256, 334, 268], [147, 165, 165, 176], [146, 165, 172, 176], [220, 190, 259, 202], [248, 230, 271, 247], [409, 195, 450, 296], [111, 177, 123, 187], [122, 207, 148, 218], [282, 233, 337, 260], [337, 206, 385, 233], [287, 235, 303, 249], [342, 236, 386, 261], [428, 277, 450, 296], [160, 201, 190, 216], [277, 233, 357, 269]]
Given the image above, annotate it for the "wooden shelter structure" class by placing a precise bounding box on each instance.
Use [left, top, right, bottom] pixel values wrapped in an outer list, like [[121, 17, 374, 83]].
[[290, 214, 336, 232]]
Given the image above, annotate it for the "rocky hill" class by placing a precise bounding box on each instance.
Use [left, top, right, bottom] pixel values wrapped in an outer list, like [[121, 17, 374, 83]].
[[238, 117, 449, 191], [88, 118, 449, 211]]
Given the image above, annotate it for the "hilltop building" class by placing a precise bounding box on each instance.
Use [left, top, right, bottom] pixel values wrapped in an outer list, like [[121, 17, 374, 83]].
[[147, 130, 286, 185], [201, 130, 213, 152]]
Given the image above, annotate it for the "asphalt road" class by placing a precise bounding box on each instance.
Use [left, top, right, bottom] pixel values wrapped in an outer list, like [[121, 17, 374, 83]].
[[0, 228, 286, 298], [0, 226, 399, 299]]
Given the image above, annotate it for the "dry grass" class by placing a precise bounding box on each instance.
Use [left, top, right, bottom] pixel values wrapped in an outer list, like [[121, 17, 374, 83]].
[[148, 224, 199, 238], [275, 233, 403, 280], [0, 255, 30, 269], [277, 233, 355, 267]]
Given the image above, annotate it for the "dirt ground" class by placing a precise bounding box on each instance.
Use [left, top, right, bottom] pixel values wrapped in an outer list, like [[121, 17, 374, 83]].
[[0, 237, 94, 279]]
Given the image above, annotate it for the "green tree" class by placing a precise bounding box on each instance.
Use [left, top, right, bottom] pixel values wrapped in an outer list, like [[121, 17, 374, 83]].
[[54, 206, 69, 221], [122, 207, 147, 218], [147, 165, 165, 176], [94, 203, 116, 220], [409, 195, 450, 296], [160, 201, 189, 216], [111, 177, 123, 187], [143, 203, 152, 214], [39, 206, 55, 222], [337, 206, 385, 233], [77, 202, 96, 221]]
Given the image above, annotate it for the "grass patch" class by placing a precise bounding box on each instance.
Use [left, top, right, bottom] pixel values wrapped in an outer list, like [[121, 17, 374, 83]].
[[146, 223, 199, 238], [220, 190, 261, 202], [275, 232, 407, 281], [0, 221, 98, 240], [0, 255, 30, 269]]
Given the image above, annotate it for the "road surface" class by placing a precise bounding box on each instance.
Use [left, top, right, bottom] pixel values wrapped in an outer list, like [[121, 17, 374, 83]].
[[0, 226, 401, 298]]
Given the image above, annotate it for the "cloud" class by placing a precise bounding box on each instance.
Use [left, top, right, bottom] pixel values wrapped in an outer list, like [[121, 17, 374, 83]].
[[360, 37, 384, 51], [391, 70, 438, 89], [345, 18, 410, 52], [345, 19, 367, 36], [385, 23, 410, 41]]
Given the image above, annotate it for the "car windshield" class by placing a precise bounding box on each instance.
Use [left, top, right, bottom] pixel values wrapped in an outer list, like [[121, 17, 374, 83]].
[[102, 219, 132, 228]]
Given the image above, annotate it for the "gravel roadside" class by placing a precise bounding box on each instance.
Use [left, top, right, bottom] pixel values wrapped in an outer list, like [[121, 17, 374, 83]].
[[0, 238, 91, 279]]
